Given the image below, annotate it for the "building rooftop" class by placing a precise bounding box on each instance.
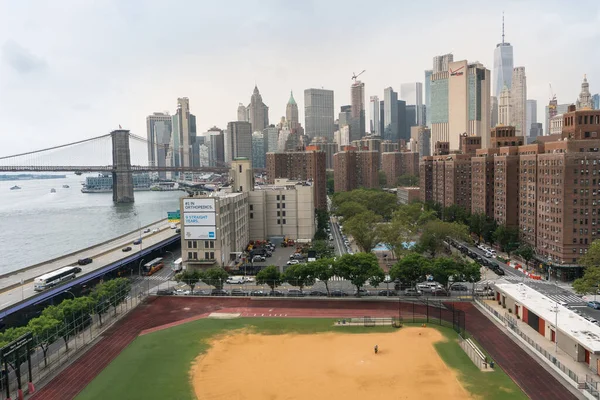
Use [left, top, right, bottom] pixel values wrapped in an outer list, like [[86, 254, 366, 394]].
[[496, 282, 600, 352]]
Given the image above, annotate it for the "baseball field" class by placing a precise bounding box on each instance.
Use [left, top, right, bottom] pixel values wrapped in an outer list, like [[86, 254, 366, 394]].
[[76, 317, 527, 400]]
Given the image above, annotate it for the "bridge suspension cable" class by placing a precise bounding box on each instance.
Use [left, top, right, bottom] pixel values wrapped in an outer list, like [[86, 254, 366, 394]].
[[0, 133, 112, 160]]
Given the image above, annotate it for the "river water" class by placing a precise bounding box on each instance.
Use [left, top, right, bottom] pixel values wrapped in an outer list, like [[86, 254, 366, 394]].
[[0, 174, 183, 275]]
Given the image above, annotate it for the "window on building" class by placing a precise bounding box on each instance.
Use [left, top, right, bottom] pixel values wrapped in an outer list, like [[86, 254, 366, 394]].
[[282, 195, 286, 200], [277, 211, 280, 216], [205, 252, 209, 259], [277, 195, 280, 200], [250, 213, 253, 219], [188, 252, 193, 260], [282, 211, 286, 216], [282, 219, 286, 224], [239, 165, 242, 173], [192, 252, 198, 260], [210, 252, 215, 259], [249, 204, 253, 211], [277, 203, 280, 209], [282, 203, 286, 209], [277, 219, 280, 224], [204, 241, 209, 248]]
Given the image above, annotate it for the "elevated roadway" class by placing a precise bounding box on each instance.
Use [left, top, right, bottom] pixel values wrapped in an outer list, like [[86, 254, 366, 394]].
[[0, 220, 180, 319]]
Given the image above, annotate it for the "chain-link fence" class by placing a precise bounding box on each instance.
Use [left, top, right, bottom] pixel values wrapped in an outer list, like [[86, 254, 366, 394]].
[[0, 284, 147, 400]]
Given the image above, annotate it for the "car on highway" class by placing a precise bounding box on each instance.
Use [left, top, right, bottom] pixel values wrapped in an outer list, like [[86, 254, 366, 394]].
[[175, 228, 181, 233], [143, 228, 151, 233], [156, 289, 174, 296], [152, 228, 159, 233], [588, 301, 600, 310], [77, 257, 93, 266], [492, 266, 505, 276], [122, 246, 132, 252], [286, 259, 300, 265], [133, 239, 142, 245], [170, 224, 177, 229], [404, 288, 422, 296], [430, 289, 450, 297]]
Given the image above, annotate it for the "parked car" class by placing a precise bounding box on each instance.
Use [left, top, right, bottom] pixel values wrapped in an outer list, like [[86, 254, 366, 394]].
[[133, 239, 142, 245], [475, 287, 494, 296], [493, 267, 505, 276], [268, 290, 285, 297], [354, 289, 371, 297], [250, 290, 267, 297], [77, 258, 93, 266], [286, 259, 300, 265], [404, 288, 422, 296], [122, 246, 132, 252], [378, 290, 398, 297], [252, 255, 266, 262], [156, 289, 174, 296], [226, 276, 245, 284], [330, 290, 348, 297], [430, 289, 450, 297], [451, 284, 469, 291], [287, 289, 305, 297], [588, 301, 600, 310], [230, 289, 247, 296], [211, 289, 228, 296], [308, 290, 327, 297]]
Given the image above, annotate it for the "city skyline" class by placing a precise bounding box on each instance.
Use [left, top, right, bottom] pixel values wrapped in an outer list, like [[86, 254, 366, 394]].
[[2, 1, 600, 154]]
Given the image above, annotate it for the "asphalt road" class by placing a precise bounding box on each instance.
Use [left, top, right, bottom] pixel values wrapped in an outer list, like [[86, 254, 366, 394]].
[[0, 222, 180, 312]]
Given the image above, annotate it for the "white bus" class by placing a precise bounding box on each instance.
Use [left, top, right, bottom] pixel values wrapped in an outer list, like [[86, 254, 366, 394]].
[[172, 257, 183, 273], [34, 266, 82, 292]]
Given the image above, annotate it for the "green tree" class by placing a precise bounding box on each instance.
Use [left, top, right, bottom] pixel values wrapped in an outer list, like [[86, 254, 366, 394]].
[[326, 171, 334, 194], [481, 218, 498, 244], [392, 203, 437, 236], [27, 315, 61, 367], [573, 267, 600, 295], [514, 245, 535, 269], [417, 220, 470, 257], [42, 296, 94, 351], [314, 209, 330, 241], [580, 240, 600, 268], [175, 269, 204, 292], [389, 253, 430, 289], [310, 240, 334, 259], [202, 267, 229, 290], [469, 213, 485, 240], [377, 220, 409, 260], [443, 204, 470, 224], [430, 257, 461, 289], [335, 253, 384, 295], [378, 171, 388, 187], [342, 212, 382, 252], [256, 265, 282, 293], [396, 174, 419, 187], [96, 278, 131, 315], [91, 286, 111, 326], [493, 225, 520, 255], [310, 258, 336, 295], [283, 264, 315, 292], [332, 189, 398, 220], [336, 201, 368, 221]]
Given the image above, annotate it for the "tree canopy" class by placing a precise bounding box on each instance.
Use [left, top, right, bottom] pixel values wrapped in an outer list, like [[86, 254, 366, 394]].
[[396, 174, 419, 187], [283, 264, 315, 291], [342, 212, 382, 253], [332, 189, 398, 220], [389, 253, 430, 288], [335, 253, 384, 294], [256, 265, 282, 292], [202, 267, 229, 290], [175, 269, 204, 292], [493, 224, 520, 254], [580, 240, 600, 268], [573, 267, 600, 295], [310, 258, 336, 295], [416, 220, 470, 256]]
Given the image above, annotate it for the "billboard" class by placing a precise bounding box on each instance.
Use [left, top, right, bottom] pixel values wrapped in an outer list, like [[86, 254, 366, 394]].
[[184, 226, 217, 240], [182, 198, 216, 213], [167, 210, 180, 223], [184, 212, 216, 226]]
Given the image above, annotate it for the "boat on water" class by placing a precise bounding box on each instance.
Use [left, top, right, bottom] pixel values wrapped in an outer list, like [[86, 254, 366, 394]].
[[50, 188, 56, 193], [10, 185, 21, 190], [62, 185, 70, 188]]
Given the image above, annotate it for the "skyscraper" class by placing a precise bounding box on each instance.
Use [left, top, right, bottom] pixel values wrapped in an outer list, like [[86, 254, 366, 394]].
[[400, 82, 424, 125], [304, 88, 334, 140], [252, 132, 266, 169], [510, 67, 527, 136], [226, 121, 252, 164], [433, 53, 454, 74], [369, 96, 380, 135], [286, 91, 299, 128], [146, 112, 172, 179], [430, 60, 491, 149], [237, 103, 249, 121], [350, 80, 366, 141], [490, 96, 499, 127], [493, 15, 514, 98], [545, 102, 569, 135], [425, 70, 433, 127], [397, 100, 409, 141], [526, 99, 537, 137], [593, 94, 600, 110], [248, 86, 269, 132], [383, 87, 398, 141], [169, 97, 196, 169], [576, 75, 593, 110], [263, 126, 279, 153], [202, 126, 225, 167], [498, 86, 511, 126]]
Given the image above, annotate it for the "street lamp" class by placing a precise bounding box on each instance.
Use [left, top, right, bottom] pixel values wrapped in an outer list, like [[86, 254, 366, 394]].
[[138, 258, 146, 277], [64, 290, 76, 299]]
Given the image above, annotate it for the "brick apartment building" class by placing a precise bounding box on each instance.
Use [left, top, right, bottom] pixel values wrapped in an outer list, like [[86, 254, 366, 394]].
[[266, 150, 327, 210], [381, 152, 419, 187], [308, 137, 338, 170], [490, 125, 524, 148], [419, 106, 600, 280], [333, 149, 380, 192]]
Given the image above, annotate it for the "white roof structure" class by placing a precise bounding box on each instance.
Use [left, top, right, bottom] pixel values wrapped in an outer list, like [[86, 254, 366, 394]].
[[495, 282, 600, 353]]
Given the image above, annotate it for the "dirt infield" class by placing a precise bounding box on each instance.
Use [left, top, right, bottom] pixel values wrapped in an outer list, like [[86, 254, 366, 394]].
[[32, 297, 578, 400], [193, 328, 471, 400]]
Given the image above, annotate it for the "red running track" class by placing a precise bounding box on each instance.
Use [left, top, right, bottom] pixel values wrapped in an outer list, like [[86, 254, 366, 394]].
[[31, 297, 578, 400]]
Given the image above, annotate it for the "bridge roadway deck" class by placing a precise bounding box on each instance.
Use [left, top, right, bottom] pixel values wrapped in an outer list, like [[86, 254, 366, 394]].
[[0, 220, 180, 316]]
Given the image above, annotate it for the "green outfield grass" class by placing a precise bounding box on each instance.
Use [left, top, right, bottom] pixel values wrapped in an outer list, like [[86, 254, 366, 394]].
[[76, 318, 526, 400]]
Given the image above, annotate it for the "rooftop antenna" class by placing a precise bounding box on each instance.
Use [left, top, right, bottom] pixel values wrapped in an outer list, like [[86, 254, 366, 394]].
[[502, 12, 505, 44]]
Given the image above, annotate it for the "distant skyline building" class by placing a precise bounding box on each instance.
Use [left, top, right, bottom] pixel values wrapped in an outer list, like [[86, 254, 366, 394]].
[[369, 96, 380, 135], [400, 82, 424, 125], [237, 103, 248, 122], [263, 126, 279, 153], [526, 99, 538, 137], [593, 94, 600, 110], [304, 88, 335, 140], [490, 96, 499, 127], [383, 87, 399, 141], [168, 97, 197, 169], [430, 60, 491, 149], [493, 15, 514, 98], [286, 91, 299, 128], [433, 53, 454, 74], [146, 112, 172, 179], [576, 75, 593, 110], [498, 86, 511, 126], [350, 80, 366, 141], [202, 126, 225, 167], [225, 121, 252, 164], [248, 85, 269, 133], [510, 67, 527, 136], [545, 103, 570, 135], [425, 70, 433, 127], [251, 132, 266, 169]]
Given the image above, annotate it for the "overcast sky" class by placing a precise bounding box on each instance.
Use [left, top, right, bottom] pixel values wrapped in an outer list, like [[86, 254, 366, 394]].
[[1, 0, 599, 157]]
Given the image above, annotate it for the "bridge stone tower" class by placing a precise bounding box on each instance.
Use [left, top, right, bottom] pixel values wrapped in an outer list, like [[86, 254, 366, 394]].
[[111, 129, 135, 203]]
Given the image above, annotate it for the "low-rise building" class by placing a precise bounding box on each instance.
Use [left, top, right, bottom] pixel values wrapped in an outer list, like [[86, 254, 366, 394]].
[[397, 187, 420, 205]]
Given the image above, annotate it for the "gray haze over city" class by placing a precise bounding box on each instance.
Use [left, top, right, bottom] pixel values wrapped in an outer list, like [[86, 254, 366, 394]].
[[1, 0, 600, 155]]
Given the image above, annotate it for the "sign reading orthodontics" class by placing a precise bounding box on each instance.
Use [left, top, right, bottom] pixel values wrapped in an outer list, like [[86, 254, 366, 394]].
[[183, 198, 217, 240]]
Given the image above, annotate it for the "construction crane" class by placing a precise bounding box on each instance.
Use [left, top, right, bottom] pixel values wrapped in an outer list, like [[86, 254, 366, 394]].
[[549, 83, 556, 102], [352, 70, 366, 82]]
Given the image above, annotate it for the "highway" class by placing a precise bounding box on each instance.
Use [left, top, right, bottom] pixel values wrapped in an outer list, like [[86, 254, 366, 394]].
[[0, 220, 180, 313]]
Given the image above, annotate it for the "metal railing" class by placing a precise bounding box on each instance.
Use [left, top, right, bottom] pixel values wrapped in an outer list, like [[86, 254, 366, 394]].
[[458, 334, 488, 370]]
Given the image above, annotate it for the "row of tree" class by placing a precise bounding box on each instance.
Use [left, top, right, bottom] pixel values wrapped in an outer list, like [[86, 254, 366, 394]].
[[0, 278, 131, 367]]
